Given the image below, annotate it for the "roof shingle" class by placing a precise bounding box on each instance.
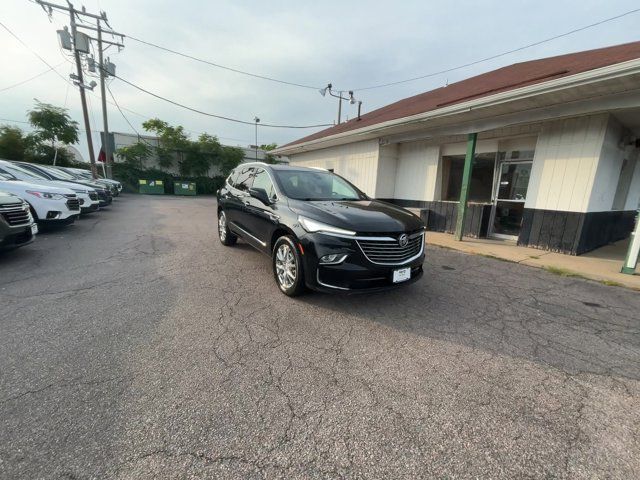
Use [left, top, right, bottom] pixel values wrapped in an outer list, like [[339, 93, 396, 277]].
[[284, 41, 640, 148]]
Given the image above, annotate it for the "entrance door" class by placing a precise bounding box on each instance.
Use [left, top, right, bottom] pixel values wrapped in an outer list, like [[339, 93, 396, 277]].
[[490, 161, 532, 239]]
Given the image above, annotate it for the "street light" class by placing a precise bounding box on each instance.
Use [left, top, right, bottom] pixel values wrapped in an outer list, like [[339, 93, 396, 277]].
[[254, 117, 260, 161], [319, 83, 360, 124]]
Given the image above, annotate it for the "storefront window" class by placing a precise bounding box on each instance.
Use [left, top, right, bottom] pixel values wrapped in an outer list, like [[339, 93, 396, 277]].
[[441, 153, 496, 202]]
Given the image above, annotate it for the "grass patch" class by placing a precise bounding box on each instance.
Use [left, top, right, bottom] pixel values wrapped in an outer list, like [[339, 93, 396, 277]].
[[479, 253, 512, 263], [544, 266, 585, 278], [529, 255, 540, 259], [601, 280, 623, 287]]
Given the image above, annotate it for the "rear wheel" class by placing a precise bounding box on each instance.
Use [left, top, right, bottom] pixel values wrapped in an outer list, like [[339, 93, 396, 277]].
[[273, 236, 305, 297], [218, 210, 237, 246]]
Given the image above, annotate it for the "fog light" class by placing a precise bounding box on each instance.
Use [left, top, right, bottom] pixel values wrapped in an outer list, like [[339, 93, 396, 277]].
[[46, 211, 61, 219], [319, 253, 348, 265]]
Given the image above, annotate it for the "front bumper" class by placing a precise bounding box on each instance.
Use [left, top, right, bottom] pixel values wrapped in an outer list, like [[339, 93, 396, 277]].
[[0, 222, 36, 250], [299, 231, 425, 293]]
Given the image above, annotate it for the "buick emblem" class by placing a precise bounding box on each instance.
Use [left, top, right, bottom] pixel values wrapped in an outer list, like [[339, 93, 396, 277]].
[[398, 234, 408, 247]]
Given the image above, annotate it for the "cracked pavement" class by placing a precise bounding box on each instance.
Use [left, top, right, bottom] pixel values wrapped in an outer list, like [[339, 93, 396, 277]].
[[1, 195, 639, 479]]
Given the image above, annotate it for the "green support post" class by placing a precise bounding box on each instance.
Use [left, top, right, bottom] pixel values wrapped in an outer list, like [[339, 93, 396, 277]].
[[621, 210, 640, 274], [454, 133, 477, 241]]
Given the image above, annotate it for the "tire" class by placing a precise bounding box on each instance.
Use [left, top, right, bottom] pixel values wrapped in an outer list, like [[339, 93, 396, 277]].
[[218, 210, 237, 246], [272, 235, 305, 297]]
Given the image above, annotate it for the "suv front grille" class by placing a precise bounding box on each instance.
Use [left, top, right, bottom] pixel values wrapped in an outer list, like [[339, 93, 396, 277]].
[[357, 232, 424, 265], [0, 204, 31, 226], [65, 196, 80, 211]]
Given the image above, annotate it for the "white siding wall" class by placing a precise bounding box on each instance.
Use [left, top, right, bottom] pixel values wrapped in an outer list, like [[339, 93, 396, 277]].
[[625, 150, 640, 210], [393, 141, 440, 201], [375, 144, 398, 198], [288, 140, 379, 196], [525, 114, 609, 212], [589, 116, 633, 211]]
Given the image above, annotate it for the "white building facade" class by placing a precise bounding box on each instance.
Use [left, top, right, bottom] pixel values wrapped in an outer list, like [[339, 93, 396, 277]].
[[276, 43, 640, 255]]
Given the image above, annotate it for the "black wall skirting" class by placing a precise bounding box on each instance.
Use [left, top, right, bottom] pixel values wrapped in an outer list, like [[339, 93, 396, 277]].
[[517, 208, 636, 255], [380, 199, 492, 238]]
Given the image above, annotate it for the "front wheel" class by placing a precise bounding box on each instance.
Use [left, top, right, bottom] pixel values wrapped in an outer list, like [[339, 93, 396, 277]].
[[218, 210, 237, 246], [273, 236, 305, 296]]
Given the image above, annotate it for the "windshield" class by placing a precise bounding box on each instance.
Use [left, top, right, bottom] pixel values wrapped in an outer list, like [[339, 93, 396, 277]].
[[40, 165, 76, 180], [273, 170, 366, 201], [1, 163, 46, 180], [0, 172, 17, 181]]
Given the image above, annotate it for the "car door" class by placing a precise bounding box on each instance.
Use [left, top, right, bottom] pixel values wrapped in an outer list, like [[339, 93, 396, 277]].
[[224, 166, 254, 231], [242, 168, 280, 252]]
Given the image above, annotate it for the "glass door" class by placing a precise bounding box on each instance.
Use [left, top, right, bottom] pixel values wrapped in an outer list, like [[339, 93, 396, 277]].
[[490, 161, 532, 239]]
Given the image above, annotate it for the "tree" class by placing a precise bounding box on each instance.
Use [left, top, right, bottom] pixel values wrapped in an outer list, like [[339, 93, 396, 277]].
[[116, 141, 152, 168], [260, 143, 279, 164], [0, 126, 29, 161], [27, 101, 79, 163], [142, 118, 190, 169]]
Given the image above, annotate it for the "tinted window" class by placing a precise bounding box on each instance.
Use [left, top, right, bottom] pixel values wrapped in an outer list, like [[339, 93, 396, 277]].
[[234, 167, 254, 192], [273, 170, 365, 201], [227, 170, 239, 187], [252, 169, 276, 199]]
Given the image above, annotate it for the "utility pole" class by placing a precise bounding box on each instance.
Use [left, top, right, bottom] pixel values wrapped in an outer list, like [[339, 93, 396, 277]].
[[66, 2, 97, 178], [254, 117, 260, 161], [35, 0, 124, 179], [97, 23, 112, 179]]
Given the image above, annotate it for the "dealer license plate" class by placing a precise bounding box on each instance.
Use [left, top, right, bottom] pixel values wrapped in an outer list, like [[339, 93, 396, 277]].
[[393, 267, 411, 283], [31, 223, 38, 235]]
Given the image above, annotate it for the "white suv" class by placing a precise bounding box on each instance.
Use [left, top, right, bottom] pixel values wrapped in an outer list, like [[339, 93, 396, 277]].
[[0, 172, 80, 225], [0, 160, 100, 213]]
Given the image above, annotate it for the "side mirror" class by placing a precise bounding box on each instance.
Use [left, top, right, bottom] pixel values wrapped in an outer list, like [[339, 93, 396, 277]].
[[249, 187, 271, 205]]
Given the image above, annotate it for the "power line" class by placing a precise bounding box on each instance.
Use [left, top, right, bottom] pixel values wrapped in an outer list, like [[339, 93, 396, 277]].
[[114, 74, 333, 129], [126, 34, 321, 91], [352, 7, 640, 91], [0, 63, 65, 93], [0, 20, 74, 87]]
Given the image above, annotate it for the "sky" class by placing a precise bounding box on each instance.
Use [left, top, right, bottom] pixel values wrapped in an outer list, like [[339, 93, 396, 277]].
[[1, 0, 640, 161]]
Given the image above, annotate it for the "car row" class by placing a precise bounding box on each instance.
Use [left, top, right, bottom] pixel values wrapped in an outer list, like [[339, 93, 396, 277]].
[[0, 160, 122, 252]]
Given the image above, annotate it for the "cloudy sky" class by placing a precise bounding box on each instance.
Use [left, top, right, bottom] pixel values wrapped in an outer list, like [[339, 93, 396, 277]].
[[1, 0, 640, 159]]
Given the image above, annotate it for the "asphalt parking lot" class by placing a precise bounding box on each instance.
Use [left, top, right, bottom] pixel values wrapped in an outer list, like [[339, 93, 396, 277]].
[[1, 195, 639, 479]]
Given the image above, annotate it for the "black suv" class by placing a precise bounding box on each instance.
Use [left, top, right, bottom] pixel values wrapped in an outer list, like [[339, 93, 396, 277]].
[[217, 163, 425, 296]]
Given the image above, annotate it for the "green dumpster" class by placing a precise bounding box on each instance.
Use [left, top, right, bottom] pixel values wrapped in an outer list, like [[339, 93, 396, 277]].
[[139, 179, 165, 195], [174, 181, 196, 196]]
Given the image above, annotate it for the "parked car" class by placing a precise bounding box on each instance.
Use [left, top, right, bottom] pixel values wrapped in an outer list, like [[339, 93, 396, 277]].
[[0, 172, 80, 226], [60, 167, 122, 196], [216, 163, 426, 296], [0, 160, 100, 214], [0, 191, 37, 251], [13, 162, 112, 207]]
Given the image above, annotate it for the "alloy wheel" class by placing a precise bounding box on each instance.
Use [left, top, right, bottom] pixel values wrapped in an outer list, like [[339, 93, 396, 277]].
[[275, 244, 296, 289], [218, 211, 227, 241]]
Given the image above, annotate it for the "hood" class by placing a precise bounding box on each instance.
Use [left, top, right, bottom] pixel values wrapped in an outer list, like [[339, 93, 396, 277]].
[[289, 199, 424, 233], [0, 179, 75, 195], [10, 177, 93, 194], [0, 191, 23, 205]]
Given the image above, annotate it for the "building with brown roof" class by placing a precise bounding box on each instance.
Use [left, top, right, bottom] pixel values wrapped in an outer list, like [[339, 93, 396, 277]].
[[274, 42, 640, 254]]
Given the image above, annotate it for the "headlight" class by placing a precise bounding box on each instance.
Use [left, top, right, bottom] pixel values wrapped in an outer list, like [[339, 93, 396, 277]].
[[298, 216, 356, 236], [72, 188, 88, 194], [26, 190, 65, 200]]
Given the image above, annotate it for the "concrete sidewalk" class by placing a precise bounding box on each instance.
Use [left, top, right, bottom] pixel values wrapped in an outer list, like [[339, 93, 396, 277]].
[[426, 232, 640, 290]]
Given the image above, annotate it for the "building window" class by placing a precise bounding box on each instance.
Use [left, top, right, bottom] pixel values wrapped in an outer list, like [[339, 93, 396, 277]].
[[441, 153, 496, 202]]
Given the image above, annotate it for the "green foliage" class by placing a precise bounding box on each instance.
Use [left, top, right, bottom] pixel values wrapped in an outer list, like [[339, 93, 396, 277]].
[[0, 124, 82, 167], [28, 101, 79, 149], [137, 118, 243, 177], [0, 126, 30, 160], [116, 141, 152, 168], [260, 143, 279, 164], [112, 163, 225, 195]]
